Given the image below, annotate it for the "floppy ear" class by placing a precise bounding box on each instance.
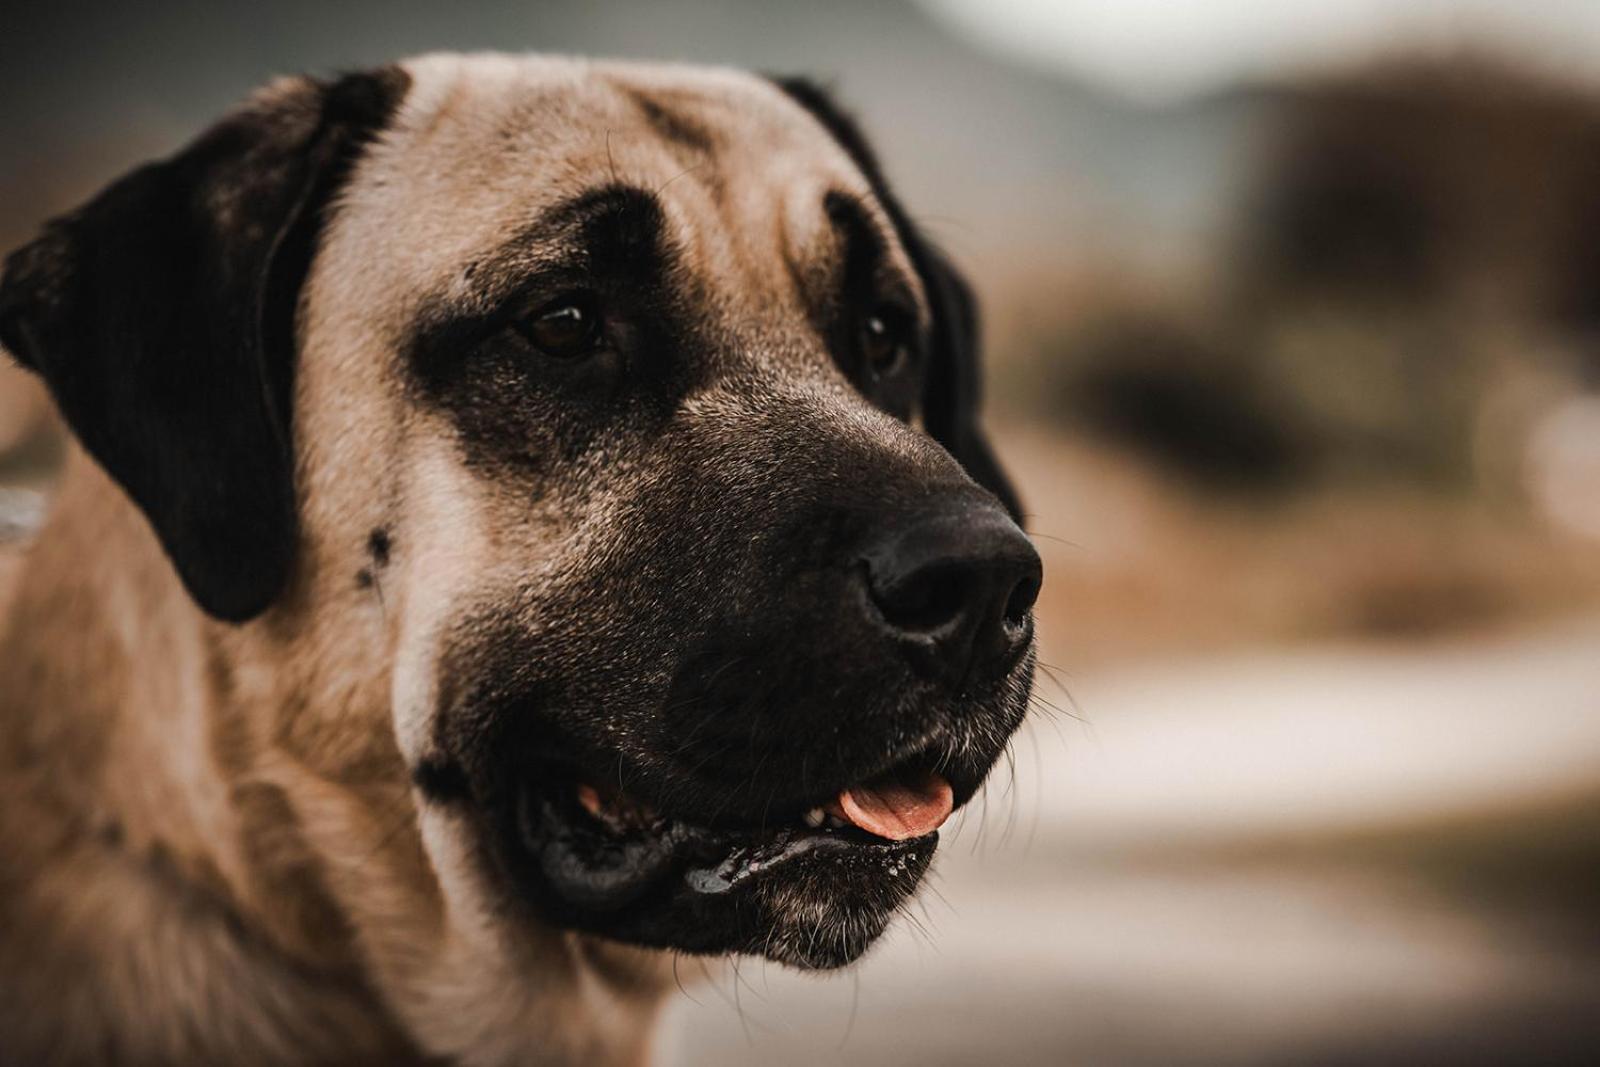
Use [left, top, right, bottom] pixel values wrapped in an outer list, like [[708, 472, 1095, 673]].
[[0, 68, 408, 622], [770, 76, 1023, 522]]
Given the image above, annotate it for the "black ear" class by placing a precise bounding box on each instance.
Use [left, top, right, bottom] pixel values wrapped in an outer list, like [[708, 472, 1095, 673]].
[[0, 68, 408, 622], [770, 76, 1023, 522]]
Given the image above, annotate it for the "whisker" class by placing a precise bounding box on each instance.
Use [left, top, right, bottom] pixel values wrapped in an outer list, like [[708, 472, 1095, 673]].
[[653, 158, 711, 197], [729, 957, 753, 1044], [998, 740, 1020, 848], [670, 953, 702, 1006], [836, 967, 862, 1052], [1023, 529, 1082, 549]]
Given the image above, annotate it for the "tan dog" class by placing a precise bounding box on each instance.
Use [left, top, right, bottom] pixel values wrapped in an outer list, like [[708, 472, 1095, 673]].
[[0, 53, 1039, 1065]]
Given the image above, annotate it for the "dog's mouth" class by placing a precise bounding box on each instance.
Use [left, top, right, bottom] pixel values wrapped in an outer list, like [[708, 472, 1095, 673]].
[[521, 761, 952, 908], [496, 750, 959, 966]]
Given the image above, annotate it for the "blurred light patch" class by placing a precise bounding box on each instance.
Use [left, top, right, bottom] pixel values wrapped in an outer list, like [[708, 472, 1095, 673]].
[[1525, 396, 1600, 540], [1029, 616, 1600, 843], [915, 0, 1600, 101], [0, 488, 45, 542]]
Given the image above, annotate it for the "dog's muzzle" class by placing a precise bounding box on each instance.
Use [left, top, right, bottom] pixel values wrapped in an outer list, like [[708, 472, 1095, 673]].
[[477, 495, 1040, 968]]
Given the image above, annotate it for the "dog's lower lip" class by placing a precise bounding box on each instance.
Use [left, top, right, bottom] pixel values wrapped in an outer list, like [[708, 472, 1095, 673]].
[[680, 825, 920, 895], [518, 786, 700, 912], [513, 764, 945, 916]]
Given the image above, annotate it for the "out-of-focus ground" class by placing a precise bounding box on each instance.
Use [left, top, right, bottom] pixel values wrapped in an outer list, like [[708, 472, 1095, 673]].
[[4, 3, 1600, 1065]]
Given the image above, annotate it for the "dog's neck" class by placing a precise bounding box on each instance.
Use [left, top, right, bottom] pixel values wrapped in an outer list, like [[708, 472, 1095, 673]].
[[4, 451, 246, 883], [0, 450, 425, 1060], [0, 450, 671, 1065]]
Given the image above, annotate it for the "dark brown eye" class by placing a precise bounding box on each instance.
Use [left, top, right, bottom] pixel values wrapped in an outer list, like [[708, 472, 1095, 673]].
[[862, 305, 910, 379], [519, 294, 601, 359]]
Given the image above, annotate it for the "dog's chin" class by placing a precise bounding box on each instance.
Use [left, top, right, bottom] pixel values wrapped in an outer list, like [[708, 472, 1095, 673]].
[[487, 760, 946, 969], [470, 640, 1037, 968]]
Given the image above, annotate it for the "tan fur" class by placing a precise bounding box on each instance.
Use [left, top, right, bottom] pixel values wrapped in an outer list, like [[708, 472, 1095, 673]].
[[0, 53, 925, 1065]]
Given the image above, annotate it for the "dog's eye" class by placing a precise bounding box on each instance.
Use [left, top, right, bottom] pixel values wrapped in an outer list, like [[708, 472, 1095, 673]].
[[518, 294, 602, 359], [861, 304, 910, 380]]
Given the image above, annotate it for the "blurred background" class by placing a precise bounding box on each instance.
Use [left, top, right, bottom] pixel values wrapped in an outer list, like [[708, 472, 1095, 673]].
[[3, 1, 1599, 1063]]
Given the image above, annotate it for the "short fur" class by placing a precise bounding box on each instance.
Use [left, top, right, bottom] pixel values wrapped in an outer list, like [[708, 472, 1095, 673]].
[[0, 53, 1034, 1065]]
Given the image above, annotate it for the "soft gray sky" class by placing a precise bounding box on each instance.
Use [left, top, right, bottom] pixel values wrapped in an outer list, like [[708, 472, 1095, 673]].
[[917, 0, 1600, 101]]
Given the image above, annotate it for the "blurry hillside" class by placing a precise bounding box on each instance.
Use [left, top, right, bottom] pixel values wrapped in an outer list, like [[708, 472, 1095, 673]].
[[995, 56, 1600, 663]]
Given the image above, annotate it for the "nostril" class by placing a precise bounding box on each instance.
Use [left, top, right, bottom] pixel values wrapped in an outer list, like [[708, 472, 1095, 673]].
[[1003, 572, 1041, 628], [874, 564, 969, 634], [859, 504, 1043, 682]]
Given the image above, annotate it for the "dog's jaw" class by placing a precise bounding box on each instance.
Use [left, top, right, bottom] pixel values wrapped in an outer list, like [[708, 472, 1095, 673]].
[[352, 443, 679, 1064]]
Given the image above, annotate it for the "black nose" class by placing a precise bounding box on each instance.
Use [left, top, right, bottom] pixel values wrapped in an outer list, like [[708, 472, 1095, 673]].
[[862, 505, 1042, 684]]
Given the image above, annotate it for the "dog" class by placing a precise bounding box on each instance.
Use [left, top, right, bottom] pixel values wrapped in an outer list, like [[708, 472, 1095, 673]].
[[0, 53, 1040, 1065]]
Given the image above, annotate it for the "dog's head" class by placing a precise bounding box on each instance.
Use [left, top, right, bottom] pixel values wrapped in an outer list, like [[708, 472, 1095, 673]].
[[0, 55, 1038, 970]]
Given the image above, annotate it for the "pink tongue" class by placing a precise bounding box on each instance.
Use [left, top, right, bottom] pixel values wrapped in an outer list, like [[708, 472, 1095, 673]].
[[832, 772, 954, 841]]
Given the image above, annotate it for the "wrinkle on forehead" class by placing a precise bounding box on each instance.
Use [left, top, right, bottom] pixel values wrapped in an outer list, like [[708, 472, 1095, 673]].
[[321, 52, 925, 373]]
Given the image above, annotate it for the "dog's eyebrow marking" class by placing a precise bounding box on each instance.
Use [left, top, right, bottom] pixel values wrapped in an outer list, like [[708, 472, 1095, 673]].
[[824, 190, 887, 299], [808, 189, 919, 341], [567, 184, 671, 277], [406, 184, 676, 387], [537, 183, 664, 249], [463, 184, 670, 308]]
